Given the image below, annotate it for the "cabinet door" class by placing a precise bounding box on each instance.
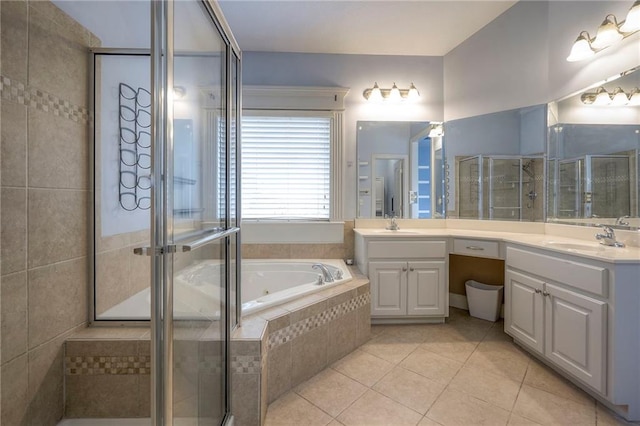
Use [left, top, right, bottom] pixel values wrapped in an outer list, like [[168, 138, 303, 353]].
[[370, 261, 407, 316], [407, 261, 446, 316], [544, 283, 607, 393], [505, 270, 544, 354]]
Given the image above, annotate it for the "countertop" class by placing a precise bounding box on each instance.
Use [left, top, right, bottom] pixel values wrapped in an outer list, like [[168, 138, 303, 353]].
[[354, 228, 640, 263]]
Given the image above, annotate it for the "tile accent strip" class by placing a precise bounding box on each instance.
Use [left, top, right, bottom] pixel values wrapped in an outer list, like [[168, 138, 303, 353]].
[[66, 354, 262, 376], [0, 75, 90, 124], [65, 356, 150, 375], [268, 292, 371, 350]]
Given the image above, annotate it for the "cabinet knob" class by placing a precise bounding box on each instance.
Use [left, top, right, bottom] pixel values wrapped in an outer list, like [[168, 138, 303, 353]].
[[534, 288, 542, 294], [402, 267, 407, 272], [409, 267, 414, 272], [542, 290, 550, 297]]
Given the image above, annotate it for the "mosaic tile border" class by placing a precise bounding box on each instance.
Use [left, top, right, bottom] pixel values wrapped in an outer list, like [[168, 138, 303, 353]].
[[268, 292, 371, 350], [65, 355, 150, 375], [0, 75, 90, 124], [66, 354, 262, 376]]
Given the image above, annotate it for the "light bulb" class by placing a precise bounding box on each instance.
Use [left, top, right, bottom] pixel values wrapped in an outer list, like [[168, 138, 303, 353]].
[[389, 83, 401, 102], [593, 87, 612, 105], [620, 0, 640, 33], [567, 32, 595, 62], [610, 88, 630, 106], [591, 15, 623, 49], [407, 83, 420, 101], [368, 82, 383, 102]]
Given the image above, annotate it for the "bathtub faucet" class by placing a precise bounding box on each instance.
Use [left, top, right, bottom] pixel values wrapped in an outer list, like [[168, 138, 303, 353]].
[[312, 263, 335, 283]]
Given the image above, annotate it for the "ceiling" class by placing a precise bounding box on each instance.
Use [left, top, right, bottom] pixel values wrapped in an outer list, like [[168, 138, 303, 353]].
[[53, 0, 517, 57], [218, 1, 518, 56]]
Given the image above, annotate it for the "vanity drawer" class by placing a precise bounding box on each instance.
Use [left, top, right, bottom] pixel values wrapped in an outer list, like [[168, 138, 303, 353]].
[[507, 247, 607, 297], [453, 238, 501, 259], [368, 240, 446, 259]]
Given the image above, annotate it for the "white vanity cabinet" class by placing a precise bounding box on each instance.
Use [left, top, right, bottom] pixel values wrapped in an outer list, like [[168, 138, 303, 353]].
[[355, 236, 448, 322], [506, 246, 609, 394]]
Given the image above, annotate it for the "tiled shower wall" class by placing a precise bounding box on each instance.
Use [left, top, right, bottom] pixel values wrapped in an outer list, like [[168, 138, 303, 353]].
[[0, 2, 97, 424], [241, 221, 356, 260]]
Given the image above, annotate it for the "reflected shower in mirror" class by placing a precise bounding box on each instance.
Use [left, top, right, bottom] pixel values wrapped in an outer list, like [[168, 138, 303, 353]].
[[356, 121, 445, 219], [547, 66, 640, 229], [445, 104, 547, 221]]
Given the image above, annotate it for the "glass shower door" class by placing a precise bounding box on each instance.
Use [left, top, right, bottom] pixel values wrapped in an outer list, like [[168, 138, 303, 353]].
[[151, 1, 239, 424]]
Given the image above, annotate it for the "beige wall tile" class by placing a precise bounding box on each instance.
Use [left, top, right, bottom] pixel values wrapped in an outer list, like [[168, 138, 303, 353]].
[[1, 102, 27, 187], [65, 375, 140, 418], [327, 310, 356, 364], [288, 244, 325, 259], [95, 248, 134, 316], [65, 339, 138, 358], [291, 323, 328, 387], [355, 305, 371, 347], [29, 1, 94, 48], [1, 187, 26, 275], [1, 271, 27, 364], [1, 354, 29, 426], [232, 373, 261, 426], [28, 257, 87, 348], [267, 341, 292, 403], [27, 334, 66, 425], [28, 189, 87, 268], [27, 4, 89, 108], [28, 109, 88, 189], [138, 374, 151, 417], [0, 0, 28, 81]]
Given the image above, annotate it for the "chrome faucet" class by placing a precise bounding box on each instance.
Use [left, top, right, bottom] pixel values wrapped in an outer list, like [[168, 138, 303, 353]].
[[312, 263, 334, 283], [595, 225, 625, 247], [615, 215, 630, 226], [386, 214, 400, 231]]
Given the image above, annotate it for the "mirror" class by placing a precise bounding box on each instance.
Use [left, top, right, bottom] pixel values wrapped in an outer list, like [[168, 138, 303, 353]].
[[445, 105, 547, 221], [547, 66, 640, 230], [356, 121, 445, 219]]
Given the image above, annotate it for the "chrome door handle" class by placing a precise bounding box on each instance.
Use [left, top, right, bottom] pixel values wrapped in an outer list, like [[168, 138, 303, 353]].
[[178, 227, 240, 252]]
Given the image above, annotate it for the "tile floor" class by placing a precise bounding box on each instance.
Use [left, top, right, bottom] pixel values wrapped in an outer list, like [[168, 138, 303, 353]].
[[264, 308, 637, 426]]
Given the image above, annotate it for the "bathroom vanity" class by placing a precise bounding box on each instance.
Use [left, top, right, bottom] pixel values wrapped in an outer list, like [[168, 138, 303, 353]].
[[354, 225, 640, 420]]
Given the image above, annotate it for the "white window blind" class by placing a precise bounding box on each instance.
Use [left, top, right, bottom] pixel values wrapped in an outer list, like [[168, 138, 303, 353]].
[[242, 115, 331, 220]]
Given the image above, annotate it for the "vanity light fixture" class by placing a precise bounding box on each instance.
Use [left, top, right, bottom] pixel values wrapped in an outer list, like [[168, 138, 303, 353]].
[[428, 123, 444, 138], [567, 1, 640, 62], [580, 86, 640, 106], [363, 82, 420, 102]]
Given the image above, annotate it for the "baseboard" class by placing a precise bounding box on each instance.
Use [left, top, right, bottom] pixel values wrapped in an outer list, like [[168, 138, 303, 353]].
[[449, 293, 469, 310]]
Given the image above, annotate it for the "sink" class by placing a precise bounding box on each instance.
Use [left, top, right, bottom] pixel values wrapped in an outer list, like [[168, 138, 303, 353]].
[[542, 241, 604, 253]]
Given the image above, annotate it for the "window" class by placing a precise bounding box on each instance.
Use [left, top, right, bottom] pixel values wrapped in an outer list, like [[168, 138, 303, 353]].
[[241, 112, 332, 220]]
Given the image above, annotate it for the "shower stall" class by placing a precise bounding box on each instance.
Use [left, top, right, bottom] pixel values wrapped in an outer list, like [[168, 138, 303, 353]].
[[90, 1, 241, 424], [457, 155, 544, 221], [552, 154, 633, 219]]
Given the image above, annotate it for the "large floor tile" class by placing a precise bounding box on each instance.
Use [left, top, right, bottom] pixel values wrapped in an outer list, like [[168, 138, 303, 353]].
[[419, 334, 478, 363], [372, 366, 445, 415], [337, 389, 423, 426], [331, 349, 394, 387], [399, 347, 463, 385], [512, 385, 596, 426], [264, 392, 333, 426], [464, 349, 529, 383], [523, 359, 595, 407], [294, 368, 367, 417], [426, 387, 510, 426], [360, 333, 419, 364], [448, 364, 521, 411]]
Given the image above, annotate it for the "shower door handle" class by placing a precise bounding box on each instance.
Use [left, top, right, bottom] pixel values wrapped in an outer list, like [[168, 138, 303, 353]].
[[133, 246, 176, 256], [178, 227, 240, 252]]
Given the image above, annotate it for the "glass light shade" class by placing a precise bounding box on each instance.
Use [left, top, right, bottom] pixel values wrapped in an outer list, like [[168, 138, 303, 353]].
[[593, 87, 612, 105], [620, 1, 640, 33], [389, 83, 401, 102], [610, 88, 630, 106], [567, 32, 594, 62], [369, 83, 383, 102], [591, 15, 623, 49], [629, 89, 640, 106], [407, 83, 420, 101]]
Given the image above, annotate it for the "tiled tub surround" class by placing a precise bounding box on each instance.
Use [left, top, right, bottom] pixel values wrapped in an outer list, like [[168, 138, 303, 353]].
[[0, 1, 100, 425], [61, 269, 370, 425]]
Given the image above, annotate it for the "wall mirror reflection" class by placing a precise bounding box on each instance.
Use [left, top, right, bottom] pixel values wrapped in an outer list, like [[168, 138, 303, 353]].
[[547, 66, 640, 229], [445, 105, 547, 221], [356, 121, 445, 219]]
